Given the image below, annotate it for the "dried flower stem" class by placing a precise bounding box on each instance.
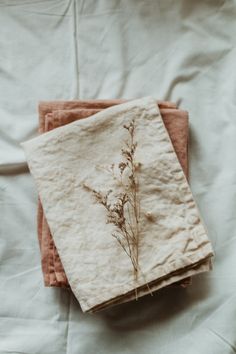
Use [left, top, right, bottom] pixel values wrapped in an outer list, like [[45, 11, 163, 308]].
[[83, 119, 144, 297]]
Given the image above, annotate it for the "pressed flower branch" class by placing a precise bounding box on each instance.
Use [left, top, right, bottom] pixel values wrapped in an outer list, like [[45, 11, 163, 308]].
[[82, 118, 142, 292]]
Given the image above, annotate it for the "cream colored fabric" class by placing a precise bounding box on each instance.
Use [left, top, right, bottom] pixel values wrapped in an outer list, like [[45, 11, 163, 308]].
[[22, 97, 213, 312]]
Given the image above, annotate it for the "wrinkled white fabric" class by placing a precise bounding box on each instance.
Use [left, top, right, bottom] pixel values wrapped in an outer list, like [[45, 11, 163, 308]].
[[0, 0, 236, 353]]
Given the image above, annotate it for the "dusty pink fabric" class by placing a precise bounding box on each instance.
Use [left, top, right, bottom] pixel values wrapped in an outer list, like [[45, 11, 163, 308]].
[[38, 100, 189, 287]]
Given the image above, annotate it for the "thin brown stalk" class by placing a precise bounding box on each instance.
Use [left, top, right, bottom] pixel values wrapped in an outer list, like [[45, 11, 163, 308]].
[[82, 118, 150, 298]]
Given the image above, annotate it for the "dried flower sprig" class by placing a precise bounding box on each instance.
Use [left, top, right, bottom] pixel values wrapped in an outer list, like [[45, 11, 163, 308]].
[[83, 118, 148, 298]]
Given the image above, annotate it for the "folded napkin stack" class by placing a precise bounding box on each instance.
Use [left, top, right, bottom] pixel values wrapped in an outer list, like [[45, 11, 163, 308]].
[[22, 97, 213, 313], [38, 98, 189, 288]]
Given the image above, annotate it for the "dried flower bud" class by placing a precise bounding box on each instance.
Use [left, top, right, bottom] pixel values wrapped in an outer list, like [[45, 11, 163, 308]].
[[145, 212, 155, 222], [118, 162, 127, 173], [134, 162, 142, 171]]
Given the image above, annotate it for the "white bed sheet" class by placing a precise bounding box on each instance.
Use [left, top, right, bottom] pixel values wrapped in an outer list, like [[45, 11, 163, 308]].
[[0, 1, 236, 353]]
